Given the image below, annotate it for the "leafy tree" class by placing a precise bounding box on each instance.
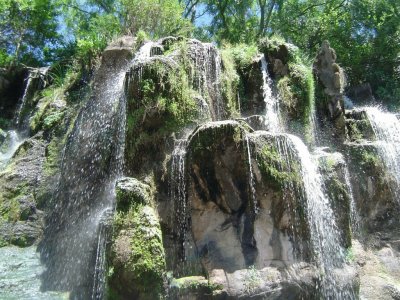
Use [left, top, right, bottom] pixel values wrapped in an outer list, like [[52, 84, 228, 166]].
[[0, 0, 59, 66], [120, 0, 192, 38]]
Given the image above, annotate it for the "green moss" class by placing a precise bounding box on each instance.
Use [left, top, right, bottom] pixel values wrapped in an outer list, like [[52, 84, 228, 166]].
[[0, 236, 8, 247], [43, 110, 65, 130], [360, 150, 381, 168], [110, 204, 166, 299], [170, 276, 223, 296], [125, 58, 199, 171], [260, 36, 316, 142], [256, 143, 300, 190], [115, 177, 152, 211], [220, 47, 241, 118], [0, 181, 31, 223]]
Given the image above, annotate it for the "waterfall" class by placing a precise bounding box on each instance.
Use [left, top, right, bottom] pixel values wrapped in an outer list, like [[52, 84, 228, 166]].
[[91, 208, 113, 299], [365, 106, 400, 200], [14, 76, 33, 128], [14, 67, 49, 130], [245, 134, 258, 214], [190, 41, 223, 120], [281, 135, 352, 299], [260, 55, 281, 132], [0, 130, 24, 169], [39, 42, 160, 298], [170, 138, 189, 260], [343, 160, 360, 234]]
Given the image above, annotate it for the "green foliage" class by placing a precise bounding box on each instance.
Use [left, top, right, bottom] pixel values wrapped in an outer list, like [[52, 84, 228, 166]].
[[243, 265, 261, 295], [121, 0, 193, 38], [361, 150, 381, 168], [220, 46, 241, 117], [0, 0, 59, 67], [126, 58, 198, 166]]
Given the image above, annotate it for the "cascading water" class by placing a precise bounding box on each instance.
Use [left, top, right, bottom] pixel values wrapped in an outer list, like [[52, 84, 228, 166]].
[[91, 207, 114, 299], [343, 160, 360, 233], [260, 55, 281, 132], [0, 68, 42, 169], [284, 135, 353, 299], [14, 67, 49, 130], [0, 130, 24, 169], [190, 41, 223, 120], [14, 76, 33, 128], [39, 41, 157, 298], [365, 106, 400, 200], [170, 138, 189, 260], [245, 134, 258, 214], [256, 54, 355, 298]]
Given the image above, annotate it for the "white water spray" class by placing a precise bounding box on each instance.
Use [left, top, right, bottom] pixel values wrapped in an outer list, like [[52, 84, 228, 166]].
[[260, 55, 281, 132], [365, 106, 400, 200]]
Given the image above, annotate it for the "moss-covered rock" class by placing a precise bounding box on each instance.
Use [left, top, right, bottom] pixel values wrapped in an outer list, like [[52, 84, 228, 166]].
[[259, 36, 315, 143], [115, 177, 152, 210], [169, 276, 223, 300], [345, 109, 375, 142], [0, 134, 46, 247], [108, 177, 166, 300], [345, 142, 399, 232], [317, 151, 352, 248], [124, 38, 241, 176]]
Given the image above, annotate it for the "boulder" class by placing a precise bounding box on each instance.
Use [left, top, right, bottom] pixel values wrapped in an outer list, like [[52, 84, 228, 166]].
[[108, 177, 166, 300], [101, 35, 136, 68]]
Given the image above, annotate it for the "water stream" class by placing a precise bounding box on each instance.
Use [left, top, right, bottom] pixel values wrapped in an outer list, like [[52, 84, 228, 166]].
[[285, 135, 349, 299], [245, 134, 258, 214], [170, 138, 189, 261], [40, 42, 157, 298], [260, 54, 281, 132], [0, 130, 25, 169], [365, 106, 400, 200]]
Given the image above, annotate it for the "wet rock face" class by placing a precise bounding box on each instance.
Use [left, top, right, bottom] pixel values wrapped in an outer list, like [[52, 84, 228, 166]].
[[186, 121, 256, 272], [345, 142, 399, 232], [313, 40, 346, 136], [345, 109, 375, 142], [0, 134, 46, 246], [0, 68, 27, 122], [183, 122, 310, 275], [237, 57, 265, 115], [317, 152, 352, 248], [347, 83, 376, 105]]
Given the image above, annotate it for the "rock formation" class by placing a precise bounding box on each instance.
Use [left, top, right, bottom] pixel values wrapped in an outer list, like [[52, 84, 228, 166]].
[[0, 35, 399, 300], [313, 40, 347, 138]]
